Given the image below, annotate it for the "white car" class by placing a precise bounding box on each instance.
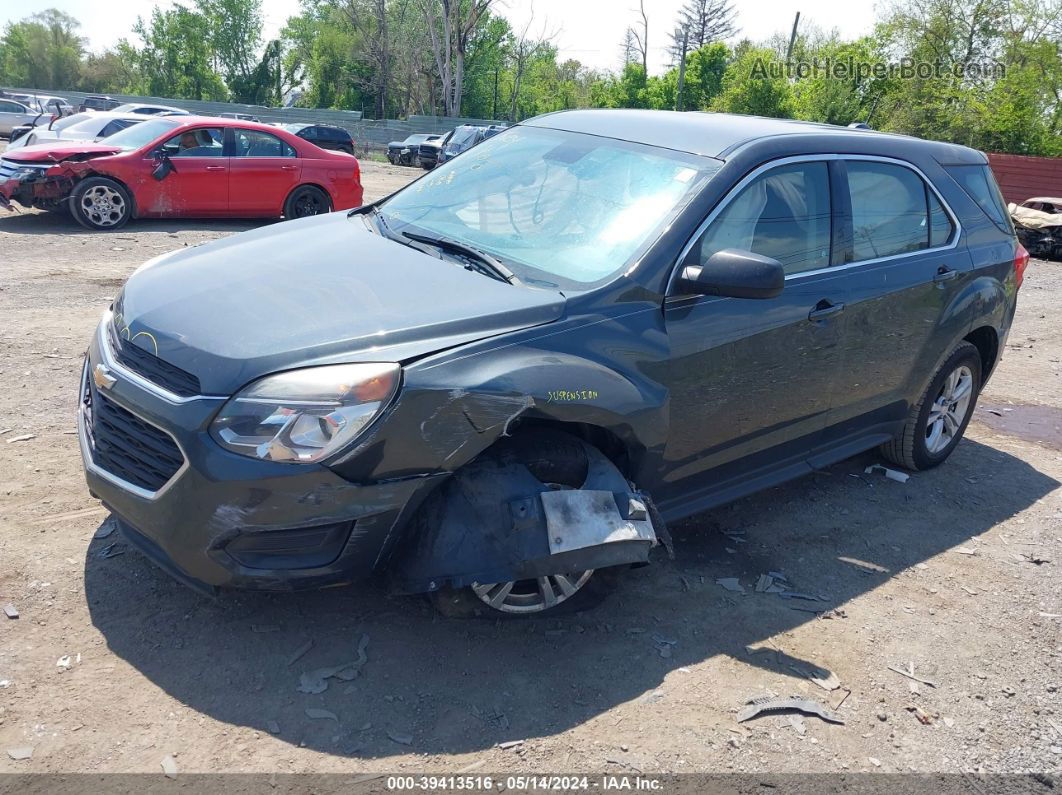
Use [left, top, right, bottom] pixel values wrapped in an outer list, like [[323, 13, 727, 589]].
[[5, 112, 146, 151], [0, 98, 42, 136], [111, 103, 189, 116]]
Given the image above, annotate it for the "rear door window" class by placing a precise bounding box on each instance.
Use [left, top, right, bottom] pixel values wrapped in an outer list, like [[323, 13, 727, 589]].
[[695, 161, 832, 275], [847, 161, 938, 260], [234, 129, 296, 157]]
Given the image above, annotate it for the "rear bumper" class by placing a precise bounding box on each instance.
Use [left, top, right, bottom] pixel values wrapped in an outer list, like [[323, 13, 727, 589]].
[[79, 318, 445, 592]]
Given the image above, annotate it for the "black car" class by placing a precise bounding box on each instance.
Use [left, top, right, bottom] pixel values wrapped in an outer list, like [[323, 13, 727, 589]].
[[281, 123, 355, 155], [79, 95, 121, 112], [387, 133, 442, 166], [436, 123, 507, 166], [79, 110, 1024, 616]]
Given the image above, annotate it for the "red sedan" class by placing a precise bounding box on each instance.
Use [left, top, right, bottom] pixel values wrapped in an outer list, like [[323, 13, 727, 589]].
[[0, 116, 363, 230]]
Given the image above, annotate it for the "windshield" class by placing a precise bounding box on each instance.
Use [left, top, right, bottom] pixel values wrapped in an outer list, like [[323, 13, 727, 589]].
[[380, 126, 719, 288], [101, 118, 182, 151]]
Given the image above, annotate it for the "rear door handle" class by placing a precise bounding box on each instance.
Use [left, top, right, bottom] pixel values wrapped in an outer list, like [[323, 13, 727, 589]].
[[933, 266, 958, 283], [205, 165, 226, 171], [808, 300, 845, 321]]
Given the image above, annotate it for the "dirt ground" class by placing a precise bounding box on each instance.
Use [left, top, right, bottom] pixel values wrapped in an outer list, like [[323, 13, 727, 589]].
[[1, 154, 1060, 780]]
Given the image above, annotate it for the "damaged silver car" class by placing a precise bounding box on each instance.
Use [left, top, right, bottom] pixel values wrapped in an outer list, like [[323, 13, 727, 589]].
[[79, 110, 1022, 616]]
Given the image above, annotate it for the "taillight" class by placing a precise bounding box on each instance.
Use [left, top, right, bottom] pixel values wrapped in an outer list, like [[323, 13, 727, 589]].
[[1015, 242, 1030, 289], [49, 113, 58, 123]]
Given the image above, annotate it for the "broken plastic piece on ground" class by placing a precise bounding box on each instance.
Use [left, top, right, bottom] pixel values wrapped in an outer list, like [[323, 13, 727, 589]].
[[864, 464, 910, 483], [161, 755, 178, 778], [7, 747, 33, 761], [388, 732, 413, 745], [716, 577, 745, 593], [305, 708, 338, 721], [838, 556, 889, 574], [887, 663, 938, 688], [297, 633, 368, 694], [3, 604, 18, 619], [737, 695, 845, 725]]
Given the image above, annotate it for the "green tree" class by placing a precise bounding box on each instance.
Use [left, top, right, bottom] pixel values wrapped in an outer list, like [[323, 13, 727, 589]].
[[130, 5, 228, 100], [0, 9, 84, 89], [713, 46, 792, 117]]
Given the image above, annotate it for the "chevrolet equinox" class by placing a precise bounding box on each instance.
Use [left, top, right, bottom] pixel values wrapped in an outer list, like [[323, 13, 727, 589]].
[[79, 109, 1025, 616]]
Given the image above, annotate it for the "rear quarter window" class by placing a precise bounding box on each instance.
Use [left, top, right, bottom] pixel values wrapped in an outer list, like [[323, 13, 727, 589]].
[[945, 164, 1013, 233]]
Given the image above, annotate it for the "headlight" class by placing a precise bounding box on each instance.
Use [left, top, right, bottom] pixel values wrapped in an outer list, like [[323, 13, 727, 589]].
[[14, 165, 48, 178], [210, 363, 399, 464]]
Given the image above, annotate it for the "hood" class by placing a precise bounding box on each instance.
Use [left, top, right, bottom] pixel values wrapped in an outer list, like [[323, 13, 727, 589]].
[[115, 212, 566, 395], [4, 142, 121, 163]]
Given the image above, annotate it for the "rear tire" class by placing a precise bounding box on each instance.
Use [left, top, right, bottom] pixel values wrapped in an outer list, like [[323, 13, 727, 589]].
[[71, 177, 132, 230], [283, 185, 332, 219], [880, 342, 982, 471]]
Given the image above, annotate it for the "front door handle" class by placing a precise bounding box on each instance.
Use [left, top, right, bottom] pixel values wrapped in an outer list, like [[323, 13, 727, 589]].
[[281, 164, 297, 171], [933, 266, 958, 283], [808, 300, 845, 321], [205, 165, 226, 171]]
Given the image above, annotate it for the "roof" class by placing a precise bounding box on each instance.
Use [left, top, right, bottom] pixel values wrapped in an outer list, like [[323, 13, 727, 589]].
[[522, 109, 982, 162]]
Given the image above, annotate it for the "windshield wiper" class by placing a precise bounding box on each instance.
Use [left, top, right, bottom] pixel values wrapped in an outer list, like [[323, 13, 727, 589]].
[[401, 230, 521, 285]]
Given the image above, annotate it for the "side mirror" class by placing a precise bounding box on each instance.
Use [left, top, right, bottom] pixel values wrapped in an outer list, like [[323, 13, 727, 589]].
[[152, 155, 175, 181], [677, 248, 785, 300]]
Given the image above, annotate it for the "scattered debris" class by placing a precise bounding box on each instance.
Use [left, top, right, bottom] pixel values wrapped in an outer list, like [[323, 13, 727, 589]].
[[737, 695, 845, 725], [92, 521, 116, 540], [838, 556, 889, 574], [789, 714, 806, 735], [56, 655, 73, 670], [754, 574, 787, 593], [869, 757, 882, 767], [286, 639, 314, 667], [887, 663, 938, 688], [777, 592, 824, 602], [161, 754, 178, 778], [715, 577, 745, 593], [955, 547, 979, 556], [6, 434, 36, 443], [906, 704, 935, 724], [0, 680, 10, 688], [942, 716, 955, 728], [639, 689, 664, 704], [97, 542, 125, 559], [305, 708, 338, 722], [498, 740, 524, 750], [3, 604, 18, 619], [387, 732, 413, 746], [864, 464, 909, 483], [7, 747, 33, 761], [297, 634, 369, 694], [1020, 553, 1051, 565]]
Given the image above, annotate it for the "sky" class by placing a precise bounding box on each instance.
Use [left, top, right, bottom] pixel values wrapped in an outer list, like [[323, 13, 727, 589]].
[[1, 0, 880, 75]]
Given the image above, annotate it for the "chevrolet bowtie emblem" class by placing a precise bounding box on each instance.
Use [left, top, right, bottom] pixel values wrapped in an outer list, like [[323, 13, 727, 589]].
[[93, 363, 117, 390]]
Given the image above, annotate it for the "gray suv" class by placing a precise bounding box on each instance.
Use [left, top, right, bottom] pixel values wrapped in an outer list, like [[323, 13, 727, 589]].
[[79, 110, 1023, 616]]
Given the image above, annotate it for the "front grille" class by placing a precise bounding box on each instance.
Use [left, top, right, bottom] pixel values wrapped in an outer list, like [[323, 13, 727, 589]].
[[108, 324, 201, 397], [83, 376, 184, 492], [418, 144, 437, 158]]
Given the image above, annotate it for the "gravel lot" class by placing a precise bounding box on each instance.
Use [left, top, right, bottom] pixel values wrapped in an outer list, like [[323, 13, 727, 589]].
[[0, 154, 1060, 779]]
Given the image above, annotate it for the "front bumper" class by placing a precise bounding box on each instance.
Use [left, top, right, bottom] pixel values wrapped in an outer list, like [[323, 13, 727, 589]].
[[79, 317, 444, 592]]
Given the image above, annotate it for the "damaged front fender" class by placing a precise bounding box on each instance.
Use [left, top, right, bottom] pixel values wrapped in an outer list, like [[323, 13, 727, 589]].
[[390, 437, 660, 593]]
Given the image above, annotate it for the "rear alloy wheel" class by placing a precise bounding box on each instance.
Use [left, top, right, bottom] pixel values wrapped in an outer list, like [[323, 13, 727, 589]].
[[881, 341, 982, 470], [284, 185, 332, 219], [72, 177, 131, 230]]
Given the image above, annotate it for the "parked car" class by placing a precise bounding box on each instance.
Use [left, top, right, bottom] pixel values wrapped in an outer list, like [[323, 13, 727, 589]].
[[7, 112, 146, 152], [74, 109, 1023, 616], [387, 133, 441, 166], [435, 124, 507, 166], [1009, 197, 1062, 260], [79, 95, 121, 112], [221, 112, 262, 122], [5, 93, 73, 117], [0, 116, 362, 228], [280, 123, 355, 155], [0, 98, 44, 137], [417, 130, 450, 169], [112, 103, 190, 116]]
